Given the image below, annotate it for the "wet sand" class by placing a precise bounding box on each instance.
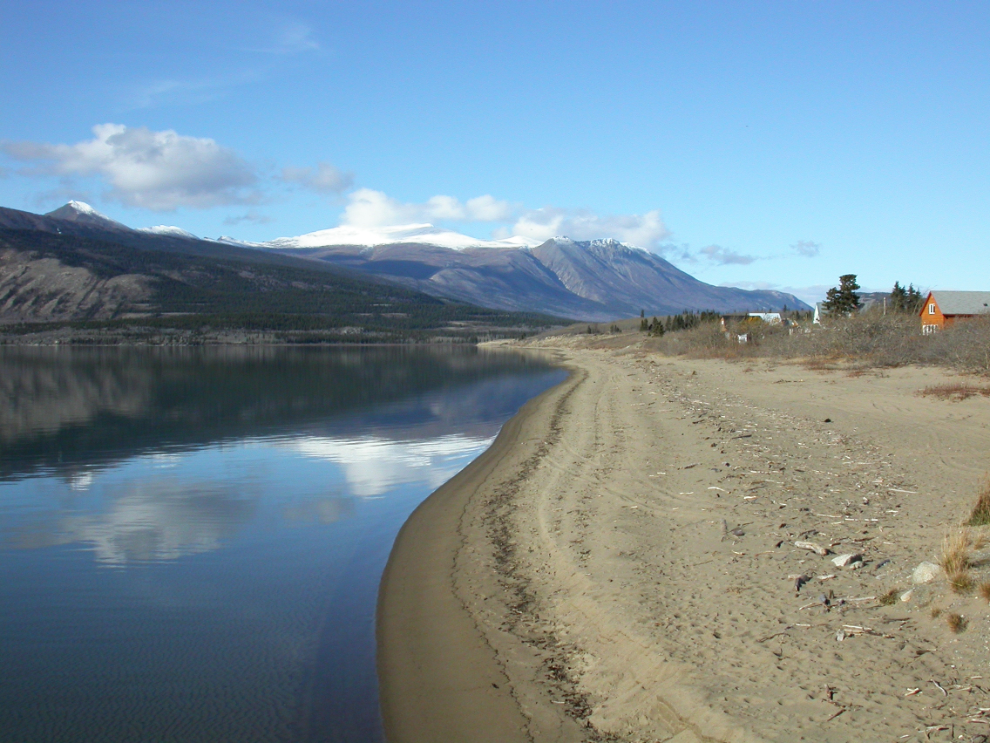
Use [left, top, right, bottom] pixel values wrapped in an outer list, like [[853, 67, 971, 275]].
[[378, 339, 990, 743]]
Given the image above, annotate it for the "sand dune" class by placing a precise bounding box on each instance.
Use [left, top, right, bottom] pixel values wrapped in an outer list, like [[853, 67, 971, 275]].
[[379, 338, 990, 742]]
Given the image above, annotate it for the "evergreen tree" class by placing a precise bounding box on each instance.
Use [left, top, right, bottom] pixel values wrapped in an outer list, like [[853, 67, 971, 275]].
[[640, 317, 648, 331], [890, 281, 924, 313], [890, 281, 907, 311], [822, 274, 861, 315]]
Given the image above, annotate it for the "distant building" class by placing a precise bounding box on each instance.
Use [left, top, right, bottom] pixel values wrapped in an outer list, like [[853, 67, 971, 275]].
[[719, 314, 749, 331], [920, 291, 990, 334], [748, 312, 782, 325]]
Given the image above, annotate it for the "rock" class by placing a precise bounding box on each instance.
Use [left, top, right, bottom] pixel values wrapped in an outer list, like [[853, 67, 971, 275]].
[[832, 553, 863, 568], [795, 540, 830, 556], [912, 561, 940, 584], [730, 527, 745, 537], [900, 589, 913, 602]]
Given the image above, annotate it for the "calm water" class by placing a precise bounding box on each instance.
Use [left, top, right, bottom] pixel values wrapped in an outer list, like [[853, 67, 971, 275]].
[[0, 346, 564, 742]]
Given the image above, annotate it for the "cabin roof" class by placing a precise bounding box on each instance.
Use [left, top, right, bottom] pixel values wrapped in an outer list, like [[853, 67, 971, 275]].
[[929, 291, 990, 316]]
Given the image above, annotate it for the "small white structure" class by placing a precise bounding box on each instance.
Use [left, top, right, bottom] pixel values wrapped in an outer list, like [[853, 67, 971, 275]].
[[813, 303, 823, 325], [748, 312, 782, 325]]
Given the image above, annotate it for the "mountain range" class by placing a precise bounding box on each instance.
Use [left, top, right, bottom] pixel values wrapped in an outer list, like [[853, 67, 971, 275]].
[[0, 202, 808, 324]]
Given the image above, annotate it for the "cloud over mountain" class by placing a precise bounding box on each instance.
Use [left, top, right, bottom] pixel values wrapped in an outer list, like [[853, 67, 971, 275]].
[[1, 124, 258, 211], [507, 207, 669, 249], [338, 189, 670, 251], [341, 189, 517, 227], [2, 124, 673, 251]]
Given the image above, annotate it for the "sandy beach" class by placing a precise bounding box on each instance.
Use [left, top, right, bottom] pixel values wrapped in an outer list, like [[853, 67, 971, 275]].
[[378, 337, 990, 743]]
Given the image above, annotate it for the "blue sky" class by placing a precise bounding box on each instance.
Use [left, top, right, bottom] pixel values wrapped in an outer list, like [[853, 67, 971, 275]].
[[2, 1, 988, 303]]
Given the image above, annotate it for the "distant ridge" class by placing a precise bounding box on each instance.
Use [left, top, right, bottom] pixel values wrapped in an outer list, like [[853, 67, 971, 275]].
[[0, 202, 811, 321], [45, 201, 130, 230]]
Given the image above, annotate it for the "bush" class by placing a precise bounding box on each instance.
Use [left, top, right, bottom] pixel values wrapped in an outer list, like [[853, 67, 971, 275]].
[[649, 310, 990, 375]]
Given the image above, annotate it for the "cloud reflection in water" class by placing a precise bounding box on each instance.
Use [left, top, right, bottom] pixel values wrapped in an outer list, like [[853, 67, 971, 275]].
[[12, 478, 258, 566], [289, 433, 495, 498]]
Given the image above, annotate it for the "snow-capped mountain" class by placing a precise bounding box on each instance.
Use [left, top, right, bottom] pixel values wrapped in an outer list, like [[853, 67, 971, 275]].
[[137, 225, 198, 239], [1, 202, 811, 321], [262, 222, 541, 250], [45, 201, 130, 231]]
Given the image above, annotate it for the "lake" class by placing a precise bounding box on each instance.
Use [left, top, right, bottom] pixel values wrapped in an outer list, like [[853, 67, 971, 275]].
[[0, 346, 565, 742]]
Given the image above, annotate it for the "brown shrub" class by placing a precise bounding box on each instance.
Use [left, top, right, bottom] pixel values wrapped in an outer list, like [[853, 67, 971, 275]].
[[946, 612, 967, 633], [651, 311, 990, 375], [941, 529, 976, 593], [968, 476, 990, 527], [921, 384, 990, 401]]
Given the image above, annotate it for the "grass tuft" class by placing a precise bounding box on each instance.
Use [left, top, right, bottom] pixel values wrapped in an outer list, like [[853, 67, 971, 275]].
[[920, 384, 990, 402], [941, 529, 976, 593], [946, 612, 967, 634], [979, 582, 990, 602], [878, 589, 899, 606], [968, 475, 990, 527]]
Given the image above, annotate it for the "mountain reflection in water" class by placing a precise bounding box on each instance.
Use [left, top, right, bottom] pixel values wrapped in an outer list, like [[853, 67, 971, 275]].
[[0, 346, 564, 743]]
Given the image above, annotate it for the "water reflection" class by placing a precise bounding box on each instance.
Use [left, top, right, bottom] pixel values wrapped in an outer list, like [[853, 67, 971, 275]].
[[0, 345, 558, 481], [0, 346, 565, 743], [8, 477, 258, 565], [289, 434, 493, 498], [282, 494, 355, 525]]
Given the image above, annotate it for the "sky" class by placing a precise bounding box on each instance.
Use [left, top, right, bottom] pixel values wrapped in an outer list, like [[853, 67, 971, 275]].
[[2, 1, 989, 304]]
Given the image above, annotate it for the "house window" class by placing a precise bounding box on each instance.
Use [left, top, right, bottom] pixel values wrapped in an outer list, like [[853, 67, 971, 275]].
[[929, 303, 935, 315]]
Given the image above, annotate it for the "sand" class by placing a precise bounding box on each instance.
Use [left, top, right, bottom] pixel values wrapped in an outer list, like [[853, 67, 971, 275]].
[[378, 337, 990, 743]]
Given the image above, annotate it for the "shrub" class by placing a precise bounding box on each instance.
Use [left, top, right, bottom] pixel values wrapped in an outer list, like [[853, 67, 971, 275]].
[[968, 476, 990, 527]]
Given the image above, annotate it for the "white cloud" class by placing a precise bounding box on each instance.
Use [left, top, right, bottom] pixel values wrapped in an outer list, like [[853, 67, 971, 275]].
[[465, 194, 515, 221], [341, 188, 517, 227], [699, 244, 756, 265], [290, 434, 494, 498], [281, 161, 354, 194], [1, 124, 258, 211], [508, 207, 669, 249], [340, 189, 669, 250], [791, 240, 821, 258]]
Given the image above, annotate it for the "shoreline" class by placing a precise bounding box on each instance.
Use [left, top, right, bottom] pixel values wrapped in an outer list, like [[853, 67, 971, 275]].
[[377, 341, 990, 742], [376, 356, 579, 743]]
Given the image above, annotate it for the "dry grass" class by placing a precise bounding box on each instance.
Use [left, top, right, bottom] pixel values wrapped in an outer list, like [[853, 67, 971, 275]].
[[941, 529, 977, 593], [921, 383, 990, 401], [650, 312, 990, 375], [967, 476, 990, 527], [979, 582, 990, 602], [930, 606, 943, 619], [946, 612, 967, 634], [878, 589, 900, 606]]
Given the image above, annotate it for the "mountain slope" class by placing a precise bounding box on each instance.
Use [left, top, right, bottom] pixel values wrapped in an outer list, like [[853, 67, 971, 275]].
[[528, 238, 804, 317], [274, 238, 808, 320], [0, 226, 562, 339], [0, 203, 810, 323]]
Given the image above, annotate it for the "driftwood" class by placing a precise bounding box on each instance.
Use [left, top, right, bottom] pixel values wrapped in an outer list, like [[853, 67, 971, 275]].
[[795, 540, 830, 556]]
